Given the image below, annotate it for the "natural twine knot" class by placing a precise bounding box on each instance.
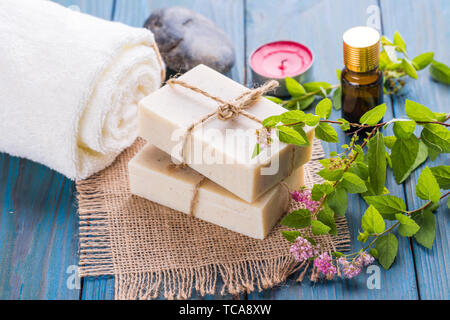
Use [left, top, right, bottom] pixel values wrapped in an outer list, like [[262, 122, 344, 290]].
[[217, 103, 240, 121]]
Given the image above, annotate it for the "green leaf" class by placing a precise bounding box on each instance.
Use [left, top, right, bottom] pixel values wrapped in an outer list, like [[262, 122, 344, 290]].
[[393, 31, 406, 52], [349, 162, 369, 181], [360, 104, 387, 125], [379, 50, 391, 69], [332, 87, 342, 111], [395, 214, 420, 237], [297, 96, 316, 110], [393, 121, 416, 139], [285, 77, 306, 97], [304, 113, 320, 127], [416, 166, 441, 203], [311, 182, 334, 201], [279, 110, 305, 125], [311, 220, 331, 235], [412, 52, 434, 70], [327, 185, 347, 217], [428, 148, 440, 161], [397, 141, 428, 184], [369, 248, 379, 258], [391, 134, 419, 184], [332, 251, 344, 258], [381, 36, 393, 46], [384, 136, 397, 149], [303, 82, 332, 95], [421, 124, 450, 154], [315, 98, 332, 119], [315, 122, 339, 143], [317, 207, 337, 236], [280, 209, 312, 229], [384, 45, 398, 63], [336, 69, 342, 80], [262, 115, 281, 128], [340, 172, 368, 194], [337, 118, 350, 131], [413, 209, 436, 249], [277, 126, 310, 146], [405, 99, 436, 122], [430, 165, 450, 189], [434, 112, 448, 122], [265, 96, 283, 104], [358, 231, 369, 243], [429, 60, 450, 85], [367, 131, 387, 195], [402, 58, 418, 79], [364, 195, 407, 220], [362, 205, 385, 234], [375, 234, 398, 269], [251, 143, 260, 159], [318, 167, 345, 181], [281, 230, 301, 243]]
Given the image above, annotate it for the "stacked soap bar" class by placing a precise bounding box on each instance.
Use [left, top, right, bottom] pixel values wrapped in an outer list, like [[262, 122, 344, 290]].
[[129, 64, 315, 239], [138, 64, 314, 203], [129, 144, 305, 239]]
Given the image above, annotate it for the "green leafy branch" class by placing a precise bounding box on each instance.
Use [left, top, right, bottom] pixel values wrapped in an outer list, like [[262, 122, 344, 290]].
[[266, 31, 450, 112], [257, 97, 449, 273]]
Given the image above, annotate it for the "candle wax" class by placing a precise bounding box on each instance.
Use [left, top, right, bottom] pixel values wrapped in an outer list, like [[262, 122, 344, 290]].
[[250, 41, 313, 78]]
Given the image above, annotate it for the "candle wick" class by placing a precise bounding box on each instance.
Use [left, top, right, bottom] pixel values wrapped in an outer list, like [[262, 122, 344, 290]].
[[279, 59, 288, 70]]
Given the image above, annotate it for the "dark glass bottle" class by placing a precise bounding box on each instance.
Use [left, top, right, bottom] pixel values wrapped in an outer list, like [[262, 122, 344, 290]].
[[341, 26, 384, 134]]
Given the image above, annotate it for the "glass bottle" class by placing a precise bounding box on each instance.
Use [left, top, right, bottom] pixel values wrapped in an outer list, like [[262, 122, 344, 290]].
[[341, 26, 383, 134]]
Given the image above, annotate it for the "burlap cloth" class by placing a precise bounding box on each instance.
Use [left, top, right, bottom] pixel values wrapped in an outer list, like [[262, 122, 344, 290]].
[[77, 138, 350, 300]]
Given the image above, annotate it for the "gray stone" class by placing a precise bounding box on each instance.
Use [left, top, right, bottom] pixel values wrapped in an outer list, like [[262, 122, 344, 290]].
[[144, 7, 235, 74]]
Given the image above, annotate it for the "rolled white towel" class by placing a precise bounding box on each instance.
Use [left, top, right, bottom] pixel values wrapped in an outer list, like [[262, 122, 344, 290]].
[[0, 0, 165, 180]]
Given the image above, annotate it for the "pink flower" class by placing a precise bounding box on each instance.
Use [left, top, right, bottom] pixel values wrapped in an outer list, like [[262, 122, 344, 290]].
[[314, 253, 337, 279], [256, 128, 272, 147], [342, 264, 361, 279], [290, 236, 319, 263], [357, 252, 375, 267], [290, 189, 320, 212], [338, 257, 361, 279]]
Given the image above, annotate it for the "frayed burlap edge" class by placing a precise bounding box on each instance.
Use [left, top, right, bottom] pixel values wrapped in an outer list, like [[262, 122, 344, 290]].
[[77, 140, 351, 300]]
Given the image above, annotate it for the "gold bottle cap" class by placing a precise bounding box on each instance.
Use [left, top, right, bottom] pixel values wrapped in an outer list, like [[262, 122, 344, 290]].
[[343, 26, 380, 72]]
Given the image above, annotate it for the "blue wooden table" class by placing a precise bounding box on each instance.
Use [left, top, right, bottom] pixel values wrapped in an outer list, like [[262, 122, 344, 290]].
[[0, 0, 448, 300]]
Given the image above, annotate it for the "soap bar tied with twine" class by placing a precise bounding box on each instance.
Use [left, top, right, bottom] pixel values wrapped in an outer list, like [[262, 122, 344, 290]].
[[166, 77, 294, 217], [166, 77, 279, 165]]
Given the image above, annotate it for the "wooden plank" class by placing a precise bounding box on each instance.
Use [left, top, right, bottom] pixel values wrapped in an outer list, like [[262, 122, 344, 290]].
[[379, 0, 450, 300], [245, 0, 419, 299], [53, 0, 115, 20], [0, 154, 80, 299]]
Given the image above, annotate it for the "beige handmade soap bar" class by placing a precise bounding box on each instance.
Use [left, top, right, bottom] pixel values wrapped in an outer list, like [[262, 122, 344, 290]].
[[139, 64, 314, 203], [129, 144, 304, 239]]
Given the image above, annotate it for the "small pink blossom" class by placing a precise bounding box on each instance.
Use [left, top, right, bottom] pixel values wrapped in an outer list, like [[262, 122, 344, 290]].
[[355, 252, 375, 267], [338, 257, 361, 279], [290, 188, 320, 212], [314, 253, 337, 279], [256, 128, 272, 147], [290, 236, 319, 263]]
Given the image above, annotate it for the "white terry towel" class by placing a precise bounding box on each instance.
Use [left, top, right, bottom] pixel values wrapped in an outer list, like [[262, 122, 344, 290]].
[[0, 0, 165, 180]]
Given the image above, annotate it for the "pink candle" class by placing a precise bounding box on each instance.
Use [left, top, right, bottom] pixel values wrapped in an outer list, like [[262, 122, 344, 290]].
[[250, 41, 314, 96]]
